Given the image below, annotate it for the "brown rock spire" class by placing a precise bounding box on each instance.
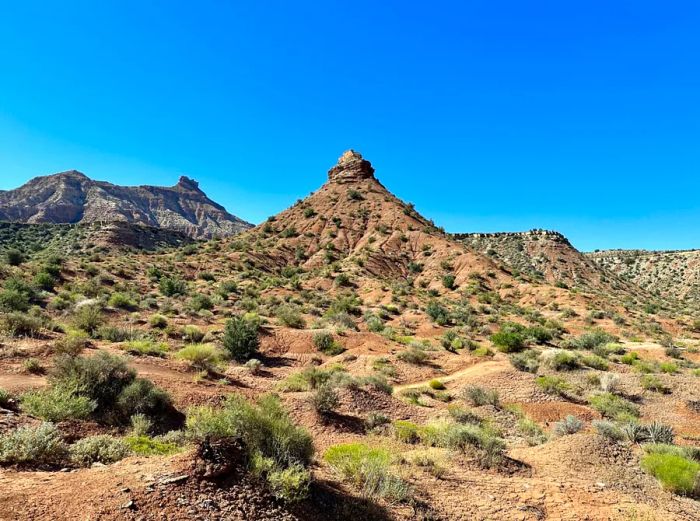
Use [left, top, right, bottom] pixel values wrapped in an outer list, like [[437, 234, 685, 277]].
[[327, 150, 375, 183]]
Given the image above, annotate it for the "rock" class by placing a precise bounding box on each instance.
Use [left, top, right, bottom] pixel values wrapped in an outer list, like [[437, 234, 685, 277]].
[[121, 500, 136, 510], [327, 150, 375, 183], [160, 475, 189, 485]]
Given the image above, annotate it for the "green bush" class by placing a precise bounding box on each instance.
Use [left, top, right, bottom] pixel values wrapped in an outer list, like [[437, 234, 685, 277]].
[[567, 329, 618, 350], [312, 331, 345, 356], [310, 385, 339, 415], [491, 330, 526, 353], [116, 378, 173, 422], [4, 248, 24, 266], [122, 339, 169, 357], [175, 344, 223, 372], [324, 443, 409, 501], [536, 375, 571, 396], [641, 374, 670, 393], [149, 314, 168, 329], [188, 293, 214, 312], [182, 324, 205, 343], [0, 423, 67, 466], [276, 305, 306, 329], [462, 386, 500, 407], [397, 345, 428, 365], [108, 292, 137, 310], [72, 304, 104, 335], [589, 392, 640, 421], [222, 315, 260, 362], [124, 435, 180, 456], [0, 289, 31, 312], [33, 271, 56, 292], [393, 420, 420, 443], [553, 415, 583, 436], [581, 354, 609, 371], [442, 274, 456, 290], [69, 435, 131, 466], [53, 330, 90, 356], [0, 312, 43, 337], [641, 452, 700, 497], [0, 388, 11, 408], [267, 464, 311, 502], [425, 300, 449, 325], [540, 349, 580, 371], [21, 386, 95, 422], [159, 276, 187, 297], [509, 350, 540, 373]]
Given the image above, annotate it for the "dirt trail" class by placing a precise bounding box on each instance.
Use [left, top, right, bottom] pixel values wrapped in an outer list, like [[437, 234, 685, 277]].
[[394, 358, 508, 393]]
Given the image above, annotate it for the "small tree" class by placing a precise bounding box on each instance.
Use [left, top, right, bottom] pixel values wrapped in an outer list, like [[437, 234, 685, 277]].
[[222, 314, 260, 362], [5, 249, 24, 266]]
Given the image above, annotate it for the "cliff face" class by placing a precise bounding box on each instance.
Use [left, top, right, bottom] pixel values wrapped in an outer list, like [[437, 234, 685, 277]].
[[0, 171, 252, 239]]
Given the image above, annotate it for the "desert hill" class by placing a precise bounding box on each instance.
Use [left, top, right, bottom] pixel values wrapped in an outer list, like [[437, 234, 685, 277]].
[[588, 248, 700, 304], [0, 170, 251, 239], [0, 151, 698, 520]]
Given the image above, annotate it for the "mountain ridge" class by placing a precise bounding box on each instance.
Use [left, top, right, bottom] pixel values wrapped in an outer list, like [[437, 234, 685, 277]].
[[0, 170, 252, 239]]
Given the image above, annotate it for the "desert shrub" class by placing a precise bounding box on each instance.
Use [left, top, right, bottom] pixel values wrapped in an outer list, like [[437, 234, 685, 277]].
[[581, 354, 609, 371], [267, 464, 311, 502], [188, 394, 313, 466], [0, 312, 43, 337], [0, 288, 30, 312], [276, 305, 306, 329], [53, 352, 134, 410], [0, 388, 11, 408], [72, 304, 103, 335], [33, 271, 55, 292], [159, 276, 187, 297], [599, 373, 621, 394], [621, 422, 648, 444], [491, 330, 526, 353], [536, 375, 571, 396], [116, 378, 172, 422], [425, 300, 449, 325], [4, 248, 24, 266], [122, 339, 168, 357], [324, 443, 409, 501], [462, 386, 500, 407], [641, 452, 700, 497], [69, 435, 131, 466], [567, 329, 617, 350], [53, 330, 90, 356], [447, 405, 482, 425], [592, 420, 624, 441], [312, 331, 344, 356], [124, 435, 179, 456], [278, 366, 344, 392], [310, 385, 339, 415], [149, 314, 168, 329], [397, 345, 428, 365], [175, 344, 223, 372], [553, 415, 583, 436], [659, 362, 678, 374], [641, 374, 670, 394], [182, 325, 205, 343], [518, 417, 548, 445], [393, 420, 420, 444], [428, 379, 445, 390], [589, 392, 639, 421], [620, 352, 640, 365], [22, 358, 44, 375], [222, 314, 260, 362], [188, 293, 214, 312], [365, 412, 390, 431], [540, 349, 580, 371], [245, 358, 262, 374], [130, 414, 153, 436], [442, 274, 456, 290], [364, 313, 385, 333], [0, 423, 67, 466], [510, 350, 540, 373], [645, 421, 675, 445], [108, 292, 137, 310], [21, 386, 95, 422]]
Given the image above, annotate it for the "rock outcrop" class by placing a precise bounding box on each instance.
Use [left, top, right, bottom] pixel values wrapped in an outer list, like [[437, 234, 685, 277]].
[[0, 170, 252, 239], [327, 150, 375, 183]]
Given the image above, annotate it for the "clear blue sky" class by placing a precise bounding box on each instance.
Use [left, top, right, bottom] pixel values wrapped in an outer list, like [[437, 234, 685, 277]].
[[1, 1, 698, 252]]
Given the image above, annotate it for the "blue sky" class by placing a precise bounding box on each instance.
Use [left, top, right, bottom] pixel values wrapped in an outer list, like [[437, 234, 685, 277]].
[[0, 1, 698, 252]]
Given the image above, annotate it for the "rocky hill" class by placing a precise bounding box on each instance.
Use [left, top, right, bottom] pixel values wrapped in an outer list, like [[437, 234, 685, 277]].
[[588, 248, 700, 303], [454, 229, 646, 297], [0, 170, 252, 239]]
